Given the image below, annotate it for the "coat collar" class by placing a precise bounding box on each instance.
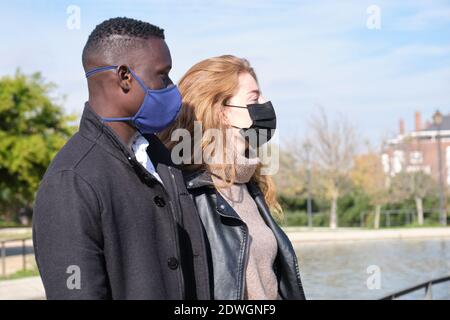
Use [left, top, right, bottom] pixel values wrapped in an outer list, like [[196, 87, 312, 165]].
[[78, 102, 175, 183], [79, 102, 135, 165]]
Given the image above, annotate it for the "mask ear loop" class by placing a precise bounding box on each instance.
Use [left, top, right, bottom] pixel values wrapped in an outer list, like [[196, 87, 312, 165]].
[[110, 67, 148, 125], [127, 68, 148, 92], [84, 66, 143, 127], [85, 65, 118, 78], [223, 104, 251, 130], [85, 65, 147, 93], [222, 104, 259, 156], [223, 104, 247, 109]]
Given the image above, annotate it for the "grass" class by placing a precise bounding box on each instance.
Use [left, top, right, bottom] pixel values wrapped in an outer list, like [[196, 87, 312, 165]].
[[382, 221, 445, 229], [0, 230, 32, 241], [0, 224, 32, 241], [0, 221, 25, 228], [0, 267, 39, 281]]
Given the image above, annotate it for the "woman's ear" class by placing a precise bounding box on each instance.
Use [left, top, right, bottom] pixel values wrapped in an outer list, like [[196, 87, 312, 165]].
[[220, 103, 231, 126]]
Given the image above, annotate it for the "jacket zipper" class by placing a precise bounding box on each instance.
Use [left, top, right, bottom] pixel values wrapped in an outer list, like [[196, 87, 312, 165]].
[[240, 224, 250, 300]]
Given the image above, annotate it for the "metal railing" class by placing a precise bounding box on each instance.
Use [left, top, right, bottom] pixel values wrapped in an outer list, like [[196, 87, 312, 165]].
[[0, 237, 32, 277], [381, 275, 450, 300]]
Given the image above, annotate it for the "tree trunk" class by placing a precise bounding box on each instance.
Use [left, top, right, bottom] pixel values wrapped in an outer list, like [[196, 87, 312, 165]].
[[415, 196, 424, 226], [330, 193, 338, 229], [374, 204, 381, 229]]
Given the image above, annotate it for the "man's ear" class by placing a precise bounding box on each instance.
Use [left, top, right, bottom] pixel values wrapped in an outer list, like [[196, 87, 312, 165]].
[[117, 65, 132, 93]]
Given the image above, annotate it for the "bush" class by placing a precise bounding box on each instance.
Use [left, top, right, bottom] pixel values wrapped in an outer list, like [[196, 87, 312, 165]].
[[278, 189, 445, 228], [337, 190, 371, 227], [282, 210, 329, 227]]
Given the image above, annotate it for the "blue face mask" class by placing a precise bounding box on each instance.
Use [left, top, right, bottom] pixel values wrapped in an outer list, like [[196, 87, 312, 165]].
[[85, 65, 182, 135]]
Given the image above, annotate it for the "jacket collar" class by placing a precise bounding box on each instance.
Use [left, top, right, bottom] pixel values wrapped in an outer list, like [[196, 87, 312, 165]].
[[185, 170, 261, 221], [79, 102, 135, 165], [78, 102, 174, 183], [185, 169, 260, 193], [184, 170, 238, 219], [184, 170, 215, 190]]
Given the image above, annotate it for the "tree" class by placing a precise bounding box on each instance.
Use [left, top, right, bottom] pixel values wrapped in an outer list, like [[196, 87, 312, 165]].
[[0, 70, 76, 221], [273, 146, 305, 198], [351, 151, 387, 228], [309, 108, 358, 229], [390, 171, 437, 226]]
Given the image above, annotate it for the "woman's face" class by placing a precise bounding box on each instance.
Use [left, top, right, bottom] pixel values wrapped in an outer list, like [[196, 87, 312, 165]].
[[224, 72, 266, 129]]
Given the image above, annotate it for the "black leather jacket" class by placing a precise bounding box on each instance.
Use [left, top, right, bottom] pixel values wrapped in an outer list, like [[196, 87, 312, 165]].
[[185, 170, 306, 300]]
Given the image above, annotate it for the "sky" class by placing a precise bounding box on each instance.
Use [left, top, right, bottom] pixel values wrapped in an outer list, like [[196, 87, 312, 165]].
[[1, 0, 450, 148]]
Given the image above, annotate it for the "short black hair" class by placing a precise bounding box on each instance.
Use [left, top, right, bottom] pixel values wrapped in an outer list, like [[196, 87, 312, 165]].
[[82, 17, 165, 68]]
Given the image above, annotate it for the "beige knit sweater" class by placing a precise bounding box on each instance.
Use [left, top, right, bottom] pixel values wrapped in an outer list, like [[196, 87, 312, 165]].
[[211, 148, 280, 300]]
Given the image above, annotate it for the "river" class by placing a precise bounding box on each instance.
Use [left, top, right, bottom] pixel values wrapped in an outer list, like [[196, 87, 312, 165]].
[[295, 238, 450, 299]]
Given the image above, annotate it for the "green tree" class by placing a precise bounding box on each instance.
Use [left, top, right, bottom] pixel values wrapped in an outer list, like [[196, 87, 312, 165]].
[[0, 70, 76, 221]]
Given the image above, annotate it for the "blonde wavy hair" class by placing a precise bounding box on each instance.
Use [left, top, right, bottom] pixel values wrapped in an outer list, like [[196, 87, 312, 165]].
[[158, 55, 283, 220]]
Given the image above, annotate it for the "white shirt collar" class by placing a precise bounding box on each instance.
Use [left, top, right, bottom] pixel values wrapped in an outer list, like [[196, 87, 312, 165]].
[[129, 132, 163, 185]]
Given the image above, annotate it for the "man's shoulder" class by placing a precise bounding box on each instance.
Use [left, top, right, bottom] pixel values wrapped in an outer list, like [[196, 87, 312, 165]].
[[42, 131, 108, 182], [41, 129, 134, 191], [44, 132, 88, 170]]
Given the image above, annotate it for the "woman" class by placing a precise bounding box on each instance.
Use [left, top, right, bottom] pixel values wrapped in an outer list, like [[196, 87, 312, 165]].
[[158, 55, 305, 300]]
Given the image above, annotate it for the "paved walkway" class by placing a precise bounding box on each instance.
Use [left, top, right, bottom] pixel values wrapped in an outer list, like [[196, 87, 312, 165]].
[[285, 226, 450, 243], [0, 276, 44, 300]]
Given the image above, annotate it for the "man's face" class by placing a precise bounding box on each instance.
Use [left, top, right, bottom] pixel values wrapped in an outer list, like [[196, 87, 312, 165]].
[[122, 37, 173, 117]]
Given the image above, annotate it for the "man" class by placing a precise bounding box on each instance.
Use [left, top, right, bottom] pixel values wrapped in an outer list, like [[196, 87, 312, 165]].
[[32, 17, 211, 299]]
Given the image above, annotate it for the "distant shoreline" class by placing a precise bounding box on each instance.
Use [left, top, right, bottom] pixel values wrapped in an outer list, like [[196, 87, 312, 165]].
[[283, 227, 450, 243]]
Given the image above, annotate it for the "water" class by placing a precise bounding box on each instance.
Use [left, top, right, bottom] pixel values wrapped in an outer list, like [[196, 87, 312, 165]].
[[295, 238, 450, 300]]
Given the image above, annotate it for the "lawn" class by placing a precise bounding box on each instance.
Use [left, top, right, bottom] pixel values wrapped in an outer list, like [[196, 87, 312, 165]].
[[0, 267, 39, 281]]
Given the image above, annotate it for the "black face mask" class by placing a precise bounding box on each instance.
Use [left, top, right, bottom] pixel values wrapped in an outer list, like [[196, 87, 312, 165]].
[[224, 101, 277, 148]]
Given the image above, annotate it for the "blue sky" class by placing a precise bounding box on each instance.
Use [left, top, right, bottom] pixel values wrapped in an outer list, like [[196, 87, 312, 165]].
[[1, 0, 450, 147]]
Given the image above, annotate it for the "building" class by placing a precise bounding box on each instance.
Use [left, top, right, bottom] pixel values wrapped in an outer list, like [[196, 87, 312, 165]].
[[382, 111, 450, 185]]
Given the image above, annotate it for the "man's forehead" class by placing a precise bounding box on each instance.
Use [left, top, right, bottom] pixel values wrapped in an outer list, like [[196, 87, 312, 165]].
[[140, 38, 172, 68]]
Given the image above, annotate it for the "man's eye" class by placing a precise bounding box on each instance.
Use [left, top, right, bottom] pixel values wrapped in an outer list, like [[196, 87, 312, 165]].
[[161, 74, 170, 86]]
